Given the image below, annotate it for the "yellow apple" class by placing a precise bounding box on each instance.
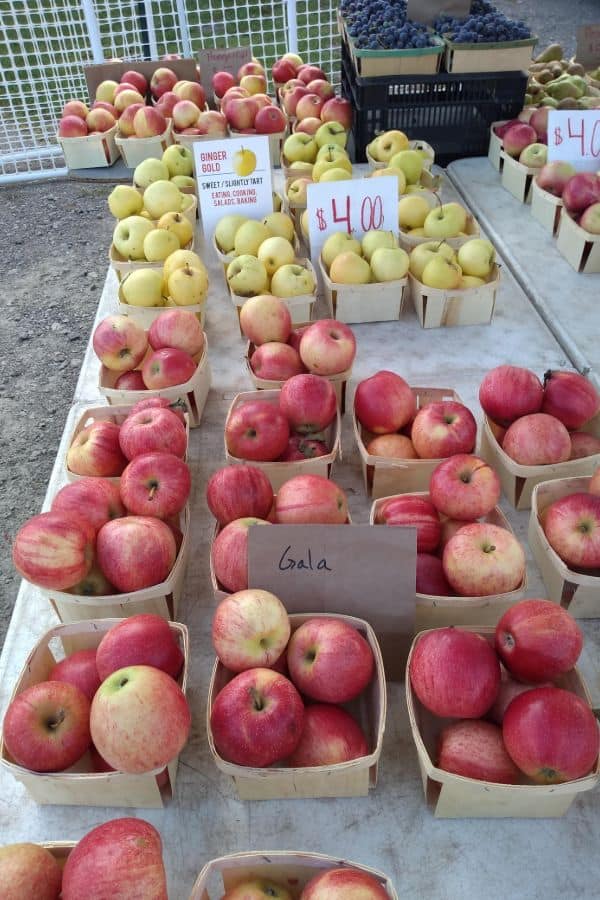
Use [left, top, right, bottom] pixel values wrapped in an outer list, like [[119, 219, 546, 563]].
[[143, 180, 184, 219], [133, 158, 170, 189], [300, 209, 309, 238], [371, 166, 406, 196], [312, 156, 352, 181], [227, 255, 270, 296], [460, 275, 487, 288], [372, 129, 409, 161], [215, 214, 248, 253], [389, 149, 423, 185], [316, 143, 350, 162], [370, 246, 410, 282], [157, 211, 193, 247], [171, 175, 196, 191], [121, 269, 165, 307], [409, 241, 457, 280], [286, 177, 312, 205], [318, 167, 352, 183], [270, 263, 315, 296], [262, 212, 295, 242], [361, 229, 397, 262], [423, 202, 468, 239], [283, 132, 317, 164], [168, 264, 209, 305], [234, 221, 273, 256], [408, 227, 425, 236], [288, 161, 314, 175], [457, 239, 495, 278], [421, 256, 462, 289], [272, 191, 282, 212], [108, 185, 143, 220], [398, 195, 431, 230], [257, 236, 295, 276], [163, 249, 206, 285], [143, 228, 180, 262], [329, 251, 371, 284], [96, 79, 119, 103], [322, 231, 362, 270], [112, 216, 154, 260]]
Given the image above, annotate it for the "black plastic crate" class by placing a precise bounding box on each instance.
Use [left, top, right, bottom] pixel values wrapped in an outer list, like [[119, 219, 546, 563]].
[[341, 41, 527, 166]]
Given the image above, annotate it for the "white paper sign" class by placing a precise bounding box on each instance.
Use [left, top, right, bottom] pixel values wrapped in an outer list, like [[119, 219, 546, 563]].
[[548, 111, 600, 172], [307, 176, 398, 266], [193, 135, 274, 238]]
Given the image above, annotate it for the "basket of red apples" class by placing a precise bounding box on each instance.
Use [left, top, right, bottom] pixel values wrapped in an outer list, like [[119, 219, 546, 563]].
[[94, 310, 211, 426], [206, 587, 385, 800], [371, 453, 527, 629], [497, 109, 549, 203], [479, 365, 600, 509], [556, 172, 600, 273], [189, 850, 397, 899], [353, 370, 478, 498], [57, 99, 120, 169], [406, 602, 600, 818], [0, 615, 190, 807], [528, 471, 600, 617]]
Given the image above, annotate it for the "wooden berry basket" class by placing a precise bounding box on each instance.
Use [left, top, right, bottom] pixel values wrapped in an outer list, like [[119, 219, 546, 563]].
[[58, 124, 120, 169], [479, 412, 600, 510], [0, 618, 189, 807], [408, 266, 500, 329], [206, 613, 386, 801], [114, 122, 174, 168], [279, 152, 314, 181], [443, 35, 537, 75], [531, 177, 563, 237], [556, 211, 600, 274], [488, 121, 507, 173], [398, 214, 480, 253], [212, 230, 301, 280], [500, 151, 539, 204], [189, 850, 398, 899], [528, 476, 600, 618], [406, 626, 599, 818], [98, 335, 211, 428], [366, 138, 435, 171], [319, 256, 408, 325], [117, 278, 205, 329], [370, 493, 526, 629]]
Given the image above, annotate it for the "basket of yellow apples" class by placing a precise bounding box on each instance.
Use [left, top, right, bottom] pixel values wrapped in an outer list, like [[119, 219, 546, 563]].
[[398, 197, 479, 252], [117, 248, 208, 328], [280, 122, 350, 179], [365, 130, 435, 171], [212, 210, 300, 278]]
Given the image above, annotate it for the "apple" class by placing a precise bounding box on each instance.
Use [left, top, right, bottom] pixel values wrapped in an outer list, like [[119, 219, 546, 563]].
[[421, 255, 462, 289], [148, 308, 204, 358], [238, 62, 266, 79], [503, 122, 537, 158], [62, 99, 88, 119], [211, 517, 271, 592], [429, 454, 501, 520], [118, 407, 187, 460], [168, 264, 209, 307], [370, 246, 410, 284], [271, 264, 315, 298], [437, 720, 520, 784], [288, 703, 368, 767], [162, 143, 193, 177], [457, 239, 495, 278], [479, 365, 544, 426], [58, 115, 88, 137], [223, 880, 292, 900], [502, 687, 599, 783], [299, 319, 356, 376], [542, 370, 600, 430], [95, 614, 183, 681], [409, 627, 500, 718], [206, 464, 273, 525], [114, 89, 145, 114], [410, 401, 476, 459], [285, 177, 313, 206], [274, 474, 348, 524], [370, 129, 409, 161], [61, 818, 168, 900], [173, 79, 206, 108], [112, 216, 154, 261], [321, 231, 362, 269], [279, 373, 337, 434], [398, 195, 430, 230], [127, 396, 187, 425], [250, 342, 304, 380], [537, 161, 577, 197], [143, 179, 183, 218], [211, 588, 290, 672], [172, 99, 200, 130], [366, 434, 418, 459], [0, 843, 63, 900], [96, 516, 176, 593], [296, 93, 325, 120], [487, 668, 554, 725], [300, 868, 389, 900], [297, 64, 327, 85], [329, 251, 371, 284], [51, 478, 124, 534], [48, 648, 100, 702], [12, 511, 95, 590], [67, 421, 128, 477], [283, 130, 316, 162], [210, 667, 304, 766], [212, 70, 236, 98], [108, 184, 143, 220], [377, 494, 441, 553], [390, 149, 423, 184], [495, 599, 583, 683], [225, 97, 259, 129], [279, 436, 329, 461], [312, 154, 352, 182], [143, 228, 179, 262], [354, 370, 415, 434], [196, 109, 228, 136], [257, 235, 296, 275], [142, 348, 197, 389], [262, 212, 295, 242], [227, 255, 269, 297], [580, 203, 600, 234], [240, 294, 292, 346], [133, 157, 170, 188], [226, 399, 290, 462], [272, 57, 298, 83], [120, 70, 148, 95], [543, 492, 600, 569], [416, 553, 452, 596], [442, 522, 526, 597], [519, 142, 548, 168], [409, 240, 456, 281], [2, 680, 91, 771], [150, 67, 178, 99], [562, 172, 600, 215], [86, 108, 116, 132], [117, 102, 144, 136], [239, 73, 267, 96], [570, 432, 600, 459], [95, 79, 119, 103], [92, 99, 118, 118], [502, 412, 571, 465], [320, 96, 352, 129], [120, 452, 191, 518], [423, 202, 468, 239], [255, 105, 287, 134]]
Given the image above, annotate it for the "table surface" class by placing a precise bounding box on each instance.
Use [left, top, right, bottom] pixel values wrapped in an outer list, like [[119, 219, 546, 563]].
[[2, 165, 600, 900]]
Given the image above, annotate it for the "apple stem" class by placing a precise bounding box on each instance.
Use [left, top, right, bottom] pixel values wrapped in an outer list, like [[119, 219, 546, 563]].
[[249, 686, 264, 711], [543, 369, 554, 387], [148, 483, 158, 500]]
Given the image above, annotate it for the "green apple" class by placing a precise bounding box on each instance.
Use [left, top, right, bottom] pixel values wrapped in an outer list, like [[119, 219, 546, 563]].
[[234, 221, 272, 256], [312, 155, 352, 181], [180, 193, 194, 213], [315, 121, 347, 149], [322, 231, 362, 269], [113, 216, 154, 260], [168, 264, 209, 305], [271, 263, 315, 296], [143, 180, 184, 219], [370, 246, 410, 282], [257, 236, 295, 276], [121, 269, 165, 307], [316, 143, 349, 162], [157, 211, 194, 247], [143, 228, 180, 262], [171, 175, 196, 191], [371, 129, 409, 162], [108, 185, 143, 220], [423, 202, 468, 239], [371, 166, 406, 196], [286, 177, 312, 205], [162, 144, 194, 177], [215, 214, 247, 253], [460, 275, 486, 288], [227, 255, 270, 296], [163, 249, 206, 292], [329, 251, 371, 284], [389, 149, 423, 185], [398, 195, 431, 230], [318, 167, 352, 183], [262, 212, 295, 242], [283, 132, 318, 163], [361, 229, 397, 262], [457, 239, 495, 278], [133, 158, 170, 189], [421, 256, 462, 289], [519, 142, 548, 168], [409, 241, 456, 281]]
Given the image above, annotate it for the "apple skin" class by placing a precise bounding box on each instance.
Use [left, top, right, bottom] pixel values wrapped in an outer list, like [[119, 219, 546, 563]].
[[502, 413, 571, 466], [128, 395, 187, 425], [148, 308, 205, 357], [92, 315, 148, 373], [570, 431, 600, 459], [542, 492, 600, 569], [298, 319, 356, 376], [120, 451, 191, 518], [118, 407, 187, 461], [49, 648, 101, 701], [212, 70, 236, 98], [255, 105, 287, 134], [537, 162, 577, 198], [279, 435, 330, 461], [0, 843, 63, 900], [287, 617, 374, 703], [59, 115, 88, 137], [51, 477, 125, 533], [142, 347, 198, 390], [211, 588, 291, 672], [96, 614, 184, 681], [288, 703, 368, 766], [542, 370, 600, 430], [429, 454, 501, 520], [377, 495, 441, 553], [274, 474, 348, 524], [495, 598, 583, 683], [250, 342, 305, 381], [437, 719, 520, 784], [410, 400, 476, 459], [150, 66, 178, 99], [479, 364, 544, 426], [355, 370, 416, 434], [211, 517, 271, 593], [502, 686, 600, 784], [279, 373, 337, 434], [416, 552, 452, 596], [2, 680, 91, 772], [61, 817, 168, 900], [121, 69, 148, 95], [320, 96, 353, 130], [562, 172, 600, 215], [223, 881, 292, 900], [239, 294, 292, 346], [67, 421, 128, 478], [206, 464, 273, 525], [442, 522, 525, 597], [300, 868, 389, 899], [226, 399, 290, 462], [487, 669, 553, 725], [367, 433, 418, 459], [409, 627, 500, 719], [210, 667, 305, 767], [502, 123, 537, 158], [115, 370, 146, 390], [12, 512, 95, 590], [96, 515, 176, 593]]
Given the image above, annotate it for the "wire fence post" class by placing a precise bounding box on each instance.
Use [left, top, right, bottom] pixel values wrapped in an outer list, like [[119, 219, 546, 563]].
[[81, 0, 104, 62], [286, 0, 298, 53]]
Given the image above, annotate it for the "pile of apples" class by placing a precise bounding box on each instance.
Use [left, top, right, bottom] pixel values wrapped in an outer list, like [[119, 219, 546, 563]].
[[494, 108, 548, 170], [120, 248, 208, 311], [243, 296, 356, 382], [321, 229, 409, 284], [558, 172, 600, 234], [132, 146, 196, 193], [107, 67, 204, 139], [408, 237, 496, 290], [409, 601, 599, 786], [208, 469, 349, 593], [211, 60, 287, 135], [2, 614, 190, 781], [479, 365, 600, 465], [210, 588, 374, 770], [541, 469, 600, 573], [0, 817, 168, 899], [400, 198, 471, 241], [57, 99, 117, 139], [212, 864, 390, 899], [272, 52, 352, 131], [367, 130, 433, 192], [110, 177, 196, 263], [282, 129, 350, 185]]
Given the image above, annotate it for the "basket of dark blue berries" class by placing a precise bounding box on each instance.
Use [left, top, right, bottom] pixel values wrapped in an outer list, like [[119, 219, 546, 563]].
[[435, 1, 537, 74]]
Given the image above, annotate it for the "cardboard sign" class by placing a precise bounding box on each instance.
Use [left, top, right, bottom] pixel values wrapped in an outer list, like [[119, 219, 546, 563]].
[[193, 135, 273, 238], [576, 25, 600, 69], [547, 110, 600, 172], [306, 177, 398, 267], [248, 525, 416, 680], [407, 0, 470, 27], [198, 46, 253, 106], [84, 59, 199, 100]]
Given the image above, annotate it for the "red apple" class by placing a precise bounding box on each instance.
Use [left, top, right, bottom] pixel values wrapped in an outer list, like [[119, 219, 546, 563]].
[[437, 719, 520, 784], [155, 90, 179, 118], [212, 70, 236, 98], [12, 512, 95, 590], [287, 325, 310, 353], [306, 79, 335, 101], [240, 294, 292, 346], [494, 118, 522, 139], [225, 97, 259, 129], [134, 105, 168, 137], [479, 365, 544, 425], [366, 433, 418, 459], [0, 843, 63, 900], [502, 413, 571, 465], [96, 516, 176, 593], [377, 495, 441, 553], [293, 117, 323, 136], [150, 67, 178, 99], [543, 492, 600, 569], [210, 667, 304, 766], [255, 105, 287, 134], [487, 669, 553, 724], [570, 432, 600, 459], [279, 435, 330, 461], [300, 867, 389, 899], [113, 82, 139, 99], [142, 347, 197, 389], [117, 102, 144, 136], [438, 517, 477, 552], [442, 523, 525, 597], [211, 517, 271, 593], [173, 79, 206, 108], [96, 614, 184, 681], [120, 70, 148, 95], [120, 452, 191, 518], [429, 454, 501, 520], [299, 320, 356, 376], [320, 97, 352, 129], [92, 99, 118, 117], [62, 100, 88, 119], [409, 627, 500, 718], [49, 649, 101, 701], [272, 58, 298, 84], [295, 93, 325, 121], [287, 617, 374, 703], [86, 108, 116, 132], [52, 478, 124, 533], [148, 308, 205, 357], [58, 115, 88, 137], [226, 399, 290, 461], [503, 123, 537, 158], [127, 396, 187, 425], [283, 85, 310, 117], [2, 680, 91, 772], [542, 370, 600, 430], [115, 370, 146, 390], [279, 374, 337, 434], [250, 342, 305, 381], [562, 172, 600, 215], [196, 109, 229, 136], [211, 588, 290, 672], [118, 407, 187, 460], [495, 598, 583, 682], [297, 65, 328, 85], [288, 703, 368, 766], [416, 553, 452, 595], [237, 62, 266, 79], [502, 686, 599, 783], [93, 315, 148, 372], [67, 421, 127, 478], [274, 474, 347, 524], [536, 162, 577, 198], [354, 371, 415, 434], [206, 464, 273, 525], [410, 400, 476, 459]]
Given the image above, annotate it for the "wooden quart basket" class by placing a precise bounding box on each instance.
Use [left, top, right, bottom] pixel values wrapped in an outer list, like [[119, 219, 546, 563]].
[[408, 265, 500, 329], [319, 256, 408, 325], [58, 125, 120, 169], [531, 177, 563, 237], [556, 210, 600, 274], [115, 122, 174, 168], [500, 151, 538, 204], [228, 257, 318, 331]]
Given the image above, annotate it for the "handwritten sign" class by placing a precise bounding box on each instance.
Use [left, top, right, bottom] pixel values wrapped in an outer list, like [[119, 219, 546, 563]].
[[197, 45, 252, 107], [576, 25, 600, 69], [307, 177, 398, 267], [407, 0, 470, 26], [248, 524, 416, 680], [193, 135, 273, 238], [548, 111, 600, 172]]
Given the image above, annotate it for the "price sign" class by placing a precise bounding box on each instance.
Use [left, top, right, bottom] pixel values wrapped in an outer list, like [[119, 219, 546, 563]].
[[307, 177, 398, 267], [576, 24, 600, 69], [193, 135, 273, 239], [548, 111, 600, 172]]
